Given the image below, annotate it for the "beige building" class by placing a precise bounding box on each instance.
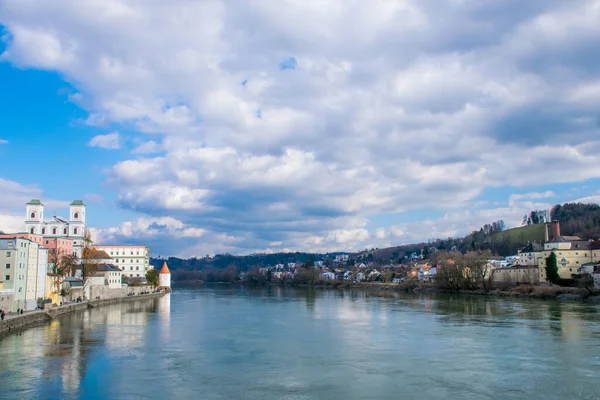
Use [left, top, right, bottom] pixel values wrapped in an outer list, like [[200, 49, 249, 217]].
[[93, 245, 151, 278], [513, 221, 600, 281]]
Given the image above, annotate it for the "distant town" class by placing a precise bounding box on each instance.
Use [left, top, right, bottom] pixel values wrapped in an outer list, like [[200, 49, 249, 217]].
[[219, 219, 600, 292], [0, 199, 171, 315], [156, 203, 600, 295]]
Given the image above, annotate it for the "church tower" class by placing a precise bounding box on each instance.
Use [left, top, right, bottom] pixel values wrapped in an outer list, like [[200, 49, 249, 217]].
[[25, 199, 44, 235], [69, 200, 86, 259], [69, 200, 86, 238]]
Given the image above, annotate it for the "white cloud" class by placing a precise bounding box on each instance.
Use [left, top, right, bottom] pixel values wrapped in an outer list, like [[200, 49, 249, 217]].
[[0, 139, 8, 144], [0, 215, 25, 233], [88, 132, 121, 149], [2, 0, 600, 254], [131, 140, 161, 154]]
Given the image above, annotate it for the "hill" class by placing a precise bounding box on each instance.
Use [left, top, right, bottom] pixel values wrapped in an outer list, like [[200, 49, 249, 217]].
[[551, 203, 600, 238]]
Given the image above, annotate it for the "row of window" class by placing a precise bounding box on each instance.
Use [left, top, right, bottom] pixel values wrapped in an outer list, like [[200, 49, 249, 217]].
[[30, 212, 81, 219], [31, 227, 80, 235], [109, 251, 145, 256], [114, 259, 145, 264], [124, 266, 147, 271]]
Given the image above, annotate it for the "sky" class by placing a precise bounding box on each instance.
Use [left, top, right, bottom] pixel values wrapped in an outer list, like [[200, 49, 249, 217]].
[[1, 0, 600, 257]]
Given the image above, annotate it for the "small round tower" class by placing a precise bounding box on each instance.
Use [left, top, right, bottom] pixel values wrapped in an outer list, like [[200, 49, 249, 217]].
[[159, 261, 171, 289]]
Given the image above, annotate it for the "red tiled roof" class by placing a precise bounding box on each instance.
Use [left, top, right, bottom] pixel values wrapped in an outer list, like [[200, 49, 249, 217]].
[[159, 262, 171, 274]]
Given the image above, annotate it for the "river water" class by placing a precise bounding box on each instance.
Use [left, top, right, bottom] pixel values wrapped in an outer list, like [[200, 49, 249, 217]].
[[1, 286, 599, 399]]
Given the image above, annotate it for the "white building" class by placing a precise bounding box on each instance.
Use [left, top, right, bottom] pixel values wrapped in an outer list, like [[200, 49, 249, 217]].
[[25, 241, 39, 310], [0, 238, 30, 312], [89, 264, 123, 289], [93, 245, 152, 278], [25, 199, 87, 258], [36, 247, 48, 302]]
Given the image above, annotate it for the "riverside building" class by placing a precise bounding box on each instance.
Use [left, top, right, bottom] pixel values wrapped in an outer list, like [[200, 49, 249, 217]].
[[93, 245, 152, 279]]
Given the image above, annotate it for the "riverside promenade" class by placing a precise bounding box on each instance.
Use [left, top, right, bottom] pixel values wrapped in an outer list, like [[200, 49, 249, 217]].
[[0, 291, 166, 335]]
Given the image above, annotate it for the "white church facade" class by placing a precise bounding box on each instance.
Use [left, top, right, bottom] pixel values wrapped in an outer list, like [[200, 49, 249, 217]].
[[25, 199, 87, 258]]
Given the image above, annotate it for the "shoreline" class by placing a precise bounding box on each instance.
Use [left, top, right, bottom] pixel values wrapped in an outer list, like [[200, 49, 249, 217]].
[[175, 280, 600, 302], [0, 292, 166, 336]]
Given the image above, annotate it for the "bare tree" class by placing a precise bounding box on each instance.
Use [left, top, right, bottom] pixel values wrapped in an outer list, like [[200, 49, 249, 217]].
[[80, 229, 99, 282], [467, 250, 494, 292], [435, 250, 493, 291]]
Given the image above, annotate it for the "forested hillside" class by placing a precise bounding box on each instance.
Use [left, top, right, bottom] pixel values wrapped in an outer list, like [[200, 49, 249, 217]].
[[551, 203, 600, 238]]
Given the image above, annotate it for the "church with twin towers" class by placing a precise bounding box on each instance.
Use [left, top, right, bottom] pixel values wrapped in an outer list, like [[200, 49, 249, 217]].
[[25, 199, 87, 258]]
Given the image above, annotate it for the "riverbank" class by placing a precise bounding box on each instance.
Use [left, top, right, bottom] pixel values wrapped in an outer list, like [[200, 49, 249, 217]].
[[317, 281, 600, 302], [175, 279, 600, 302], [0, 292, 166, 336]]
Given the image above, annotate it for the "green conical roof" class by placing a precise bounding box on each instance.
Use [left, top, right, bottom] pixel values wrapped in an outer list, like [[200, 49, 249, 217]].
[[70, 200, 85, 206], [26, 199, 44, 205]]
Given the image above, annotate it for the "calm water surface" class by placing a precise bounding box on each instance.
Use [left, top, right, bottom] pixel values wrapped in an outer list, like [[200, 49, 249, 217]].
[[1, 287, 600, 399]]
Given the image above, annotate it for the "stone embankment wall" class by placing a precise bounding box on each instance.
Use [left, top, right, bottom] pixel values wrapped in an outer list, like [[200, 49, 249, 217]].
[[89, 284, 154, 300], [0, 291, 164, 335]]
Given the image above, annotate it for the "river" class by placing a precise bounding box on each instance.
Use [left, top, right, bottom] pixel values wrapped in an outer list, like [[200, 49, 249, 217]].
[[1, 286, 599, 399]]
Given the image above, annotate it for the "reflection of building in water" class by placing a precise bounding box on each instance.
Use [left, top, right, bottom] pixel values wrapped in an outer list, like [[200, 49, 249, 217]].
[[560, 311, 583, 342], [103, 303, 152, 350], [158, 293, 171, 341], [62, 328, 82, 395], [41, 319, 93, 397]]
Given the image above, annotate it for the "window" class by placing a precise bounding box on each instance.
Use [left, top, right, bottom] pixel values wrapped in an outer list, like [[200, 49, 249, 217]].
[[5, 263, 10, 269], [5, 275, 9, 280], [63, 228, 67, 235], [136, 266, 139, 270], [30, 227, 35, 234], [45, 240, 49, 245], [74, 228, 78, 235], [52, 228, 57, 235], [42, 228, 46, 235], [18, 287, 22, 292], [74, 212, 79, 219], [30, 212, 36, 218], [130, 251, 133, 255], [5, 251, 10, 257]]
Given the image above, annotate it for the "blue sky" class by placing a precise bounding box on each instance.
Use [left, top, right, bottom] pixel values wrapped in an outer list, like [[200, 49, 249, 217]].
[[1, 1, 600, 257]]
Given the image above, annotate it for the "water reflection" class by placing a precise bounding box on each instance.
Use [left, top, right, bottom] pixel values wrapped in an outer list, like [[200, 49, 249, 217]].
[[158, 293, 171, 341], [0, 298, 158, 399], [1, 289, 600, 400]]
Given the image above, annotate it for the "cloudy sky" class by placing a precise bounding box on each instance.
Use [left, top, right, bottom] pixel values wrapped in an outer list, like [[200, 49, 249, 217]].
[[1, 0, 600, 257]]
